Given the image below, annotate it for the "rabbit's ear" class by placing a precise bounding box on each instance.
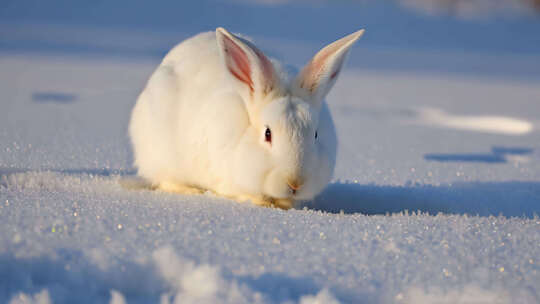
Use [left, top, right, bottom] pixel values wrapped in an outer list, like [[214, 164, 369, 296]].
[[216, 27, 277, 97], [294, 29, 364, 105]]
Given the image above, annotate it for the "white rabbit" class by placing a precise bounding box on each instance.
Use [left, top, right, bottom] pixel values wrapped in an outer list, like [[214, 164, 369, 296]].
[[129, 27, 364, 209]]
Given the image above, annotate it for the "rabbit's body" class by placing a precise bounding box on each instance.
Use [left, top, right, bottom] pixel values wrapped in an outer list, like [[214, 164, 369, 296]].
[[129, 28, 363, 209]]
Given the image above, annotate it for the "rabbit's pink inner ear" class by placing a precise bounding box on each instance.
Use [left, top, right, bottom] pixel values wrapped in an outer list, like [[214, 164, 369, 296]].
[[299, 40, 346, 93], [222, 35, 254, 92], [298, 30, 364, 96]]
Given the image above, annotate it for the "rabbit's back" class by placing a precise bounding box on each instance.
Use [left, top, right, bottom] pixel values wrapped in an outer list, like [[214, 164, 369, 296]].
[[129, 31, 244, 187], [162, 32, 221, 76]]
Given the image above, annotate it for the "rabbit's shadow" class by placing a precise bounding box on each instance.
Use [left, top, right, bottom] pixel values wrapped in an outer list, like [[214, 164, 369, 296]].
[[2, 167, 538, 218], [306, 181, 539, 218]]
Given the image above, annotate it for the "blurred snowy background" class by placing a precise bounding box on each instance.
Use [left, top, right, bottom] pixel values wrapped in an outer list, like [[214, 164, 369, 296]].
[[2, 0, 540, 77], [1, 1, 540, 303]]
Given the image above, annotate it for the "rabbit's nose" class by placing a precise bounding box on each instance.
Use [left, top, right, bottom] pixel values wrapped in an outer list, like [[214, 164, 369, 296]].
[[287, 179, 303, 195]]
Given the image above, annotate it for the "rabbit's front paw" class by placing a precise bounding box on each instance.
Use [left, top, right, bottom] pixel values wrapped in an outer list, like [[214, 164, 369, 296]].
[[261, 196, 294, 210], [273, 198, 294, 210], [158, 181, 204, 195]]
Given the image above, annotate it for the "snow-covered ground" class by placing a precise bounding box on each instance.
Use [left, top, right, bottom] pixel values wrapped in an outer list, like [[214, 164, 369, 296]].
[[1, 1, 540, 303]]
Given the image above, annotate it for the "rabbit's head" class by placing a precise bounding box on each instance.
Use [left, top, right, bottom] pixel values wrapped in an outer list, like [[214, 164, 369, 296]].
[[216, 28, 363, 201]]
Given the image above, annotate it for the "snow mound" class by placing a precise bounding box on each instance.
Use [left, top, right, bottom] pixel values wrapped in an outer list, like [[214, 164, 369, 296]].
[[414, 107, 533, 135], [8, 290, 51, 304], [152, 246, 340, 304]]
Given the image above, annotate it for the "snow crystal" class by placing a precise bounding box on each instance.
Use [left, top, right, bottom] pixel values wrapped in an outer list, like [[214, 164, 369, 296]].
[[9, 290, 51, 304], [109, 290, 127, 304], [299, 289, 339, 304], [398, 285, 509, 304]]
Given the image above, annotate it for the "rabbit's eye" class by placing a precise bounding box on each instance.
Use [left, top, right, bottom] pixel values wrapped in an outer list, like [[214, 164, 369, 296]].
[[315, 131, 318, 139], [265, 127, 272, 143]]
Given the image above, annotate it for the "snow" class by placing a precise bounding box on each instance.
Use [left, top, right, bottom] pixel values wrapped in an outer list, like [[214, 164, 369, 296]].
[[1, 1, 540, 303], [8, 290, 51, 304], [413, 107, 534, 135]]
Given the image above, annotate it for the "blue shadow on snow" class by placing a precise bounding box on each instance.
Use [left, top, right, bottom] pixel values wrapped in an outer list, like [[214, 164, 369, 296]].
[[0, 249, 337, 304], [32, 92, 78, 104], [309, 180, 540, 218]]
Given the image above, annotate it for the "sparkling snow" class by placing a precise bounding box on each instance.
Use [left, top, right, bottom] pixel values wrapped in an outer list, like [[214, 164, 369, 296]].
[[1, 1, 540, 303]]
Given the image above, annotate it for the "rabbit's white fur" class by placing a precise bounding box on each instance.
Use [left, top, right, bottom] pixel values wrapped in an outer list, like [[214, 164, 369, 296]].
[[129, 28, 364, 209]]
